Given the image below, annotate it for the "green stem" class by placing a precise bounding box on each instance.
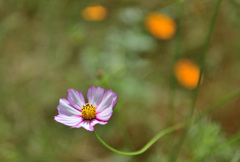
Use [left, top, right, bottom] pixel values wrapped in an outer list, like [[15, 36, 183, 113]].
[[94, 124, 183, 156], [169, 0, 222, 161], [190, 0, 222, 120], [93, 88, 240, 156], [168, 0, 184, 127], [167, 0, 184, 155]]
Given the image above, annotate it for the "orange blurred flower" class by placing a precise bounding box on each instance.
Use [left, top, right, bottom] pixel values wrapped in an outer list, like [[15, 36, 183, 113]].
[[82, 4, 107, 21], [145, 13, 176, 40], [174, 59, 203, 90]]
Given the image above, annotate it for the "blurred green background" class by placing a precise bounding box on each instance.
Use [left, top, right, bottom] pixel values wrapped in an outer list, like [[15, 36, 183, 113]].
[[0, 0, 240, 161]]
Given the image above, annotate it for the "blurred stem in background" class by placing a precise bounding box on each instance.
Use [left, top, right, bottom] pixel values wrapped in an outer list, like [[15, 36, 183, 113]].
[[195, 88, 240, 123], [167, 0, 184, 127], [167, 0, 184, 155], [193, 88, 240, 161], [169, 0, 222, 161]]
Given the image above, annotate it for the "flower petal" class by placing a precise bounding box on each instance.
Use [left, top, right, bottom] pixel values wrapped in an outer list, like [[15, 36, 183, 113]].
[[78, 120, 94, 131], [96, 108, 113, 121], [54, 115, 84, 128], [67, 89, 85, 110], [57, 99, 81, 116], [91, 119, 107, 127], [87, 86, 105, 107], [96, 90, 118, 112]]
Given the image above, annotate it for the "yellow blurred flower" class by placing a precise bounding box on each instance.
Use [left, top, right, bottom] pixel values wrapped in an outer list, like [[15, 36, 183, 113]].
[[174, 59, 203, 90], [145, 13, 176, 40], [82, 4, 107, 21]]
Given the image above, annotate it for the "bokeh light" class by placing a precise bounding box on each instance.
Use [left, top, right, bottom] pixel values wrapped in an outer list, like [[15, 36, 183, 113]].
[[145, 13, 176, 40], [81, 4, 107, 21], [174, 58, 203, 90]]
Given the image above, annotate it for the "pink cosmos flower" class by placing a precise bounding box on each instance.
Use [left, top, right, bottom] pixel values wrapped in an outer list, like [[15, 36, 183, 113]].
[[54, 86, 118, 131]]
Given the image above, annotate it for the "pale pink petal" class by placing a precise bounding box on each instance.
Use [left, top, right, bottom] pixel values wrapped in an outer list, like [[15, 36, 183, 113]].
[[96, 108, 113, 121], [96, 90, 118, 112], [54, 115, 84, 128], [78, 120, 94, 131], [67, 89, 85, 110], [87, 86, 105, 107], [57, 99, 81, 116], [91, 119, 107, 127]]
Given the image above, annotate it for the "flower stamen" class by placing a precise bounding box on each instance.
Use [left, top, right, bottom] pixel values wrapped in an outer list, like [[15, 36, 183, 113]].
[[81, 103, 96, 120]]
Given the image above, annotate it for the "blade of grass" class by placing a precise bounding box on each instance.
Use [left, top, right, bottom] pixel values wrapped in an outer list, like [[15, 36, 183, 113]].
[[168, 0, 222, 161]]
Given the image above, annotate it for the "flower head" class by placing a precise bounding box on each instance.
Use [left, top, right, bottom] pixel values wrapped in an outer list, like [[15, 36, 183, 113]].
[[145, 13, 176, 40], [174, 58, 203, 90], [81, 4, 107, 21], [54, 86, 118, 131]]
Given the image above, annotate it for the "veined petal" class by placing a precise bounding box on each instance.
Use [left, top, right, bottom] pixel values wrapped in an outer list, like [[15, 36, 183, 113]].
[[67, 89, 85, 110], [54, 115, 84, 128], [91, 119, 107, 127], [57, 99, 81, 116], [87, 86, 104, 107], [96, 90, 118, 112], [78, 120, 94, 131], [96, 108, 113, 121]]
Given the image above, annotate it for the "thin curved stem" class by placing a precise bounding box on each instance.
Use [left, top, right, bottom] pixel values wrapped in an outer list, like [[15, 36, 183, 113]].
[[94, 124, 183, 156], [93, 87, 240, 156]]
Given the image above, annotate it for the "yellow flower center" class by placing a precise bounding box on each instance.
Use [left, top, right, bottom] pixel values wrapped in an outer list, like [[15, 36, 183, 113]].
[[81, 103, 96, 120]]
